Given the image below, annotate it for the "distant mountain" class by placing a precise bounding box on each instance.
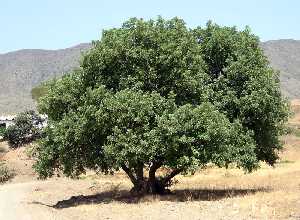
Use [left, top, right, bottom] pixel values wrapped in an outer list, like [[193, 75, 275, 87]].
[[261, 39, 300, 99], [0, 43, 92, 114], [0, 40, 299, 114]]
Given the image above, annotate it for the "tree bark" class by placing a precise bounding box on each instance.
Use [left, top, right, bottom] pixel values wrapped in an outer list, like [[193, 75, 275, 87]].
[[133, 162, 146, 193], [148, 161, 162, 194], [121, 164, 137, 186], [135, 162, 144, 182], [122, 163, 182, 195]]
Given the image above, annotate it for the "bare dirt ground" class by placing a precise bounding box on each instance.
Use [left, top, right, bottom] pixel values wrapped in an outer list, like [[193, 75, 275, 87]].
[[1, 102, 300, 219]]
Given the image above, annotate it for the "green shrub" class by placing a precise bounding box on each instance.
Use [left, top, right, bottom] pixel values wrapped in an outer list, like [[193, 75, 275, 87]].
[[292, 128, 300, 138], [0, 126, 5, 136], [285, 126, 300, 137], [3, 110, 45, 148], [0, 162, 14, 183]]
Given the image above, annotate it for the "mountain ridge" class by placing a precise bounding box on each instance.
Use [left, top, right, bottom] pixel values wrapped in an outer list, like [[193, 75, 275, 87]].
[[260, 39, 300, 98], [0, 39, 299, 114], [0, 43, 92, 55], [0, 43, 92, 114]]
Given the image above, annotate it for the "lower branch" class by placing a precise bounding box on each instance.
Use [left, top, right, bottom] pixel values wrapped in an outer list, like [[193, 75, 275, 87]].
[[149, 161, 162, 181], [121, 164, 137, 186], [161, 168, 183, 186]]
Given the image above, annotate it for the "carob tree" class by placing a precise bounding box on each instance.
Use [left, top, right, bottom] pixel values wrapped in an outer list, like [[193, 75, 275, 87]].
[[34, 17, 289, 194]]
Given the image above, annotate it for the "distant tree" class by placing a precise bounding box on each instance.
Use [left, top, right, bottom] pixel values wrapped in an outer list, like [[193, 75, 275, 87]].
[[31, 81, 53, 102], [34, 17, 289, 194], [4, 110, 45, 148]]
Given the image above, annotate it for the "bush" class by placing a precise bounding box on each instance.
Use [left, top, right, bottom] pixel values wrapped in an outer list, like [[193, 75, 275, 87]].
[[4, 110, 45, 148], [0, 126, 5, 137], [290, 127, 300, 137], [0, 162, 14, 183]]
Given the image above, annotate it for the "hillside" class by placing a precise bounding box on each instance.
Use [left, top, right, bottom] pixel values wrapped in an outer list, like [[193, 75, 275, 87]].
[[261, 39, 300, 99], [0, 40, 300, 114], [0, 43, 91, 114]]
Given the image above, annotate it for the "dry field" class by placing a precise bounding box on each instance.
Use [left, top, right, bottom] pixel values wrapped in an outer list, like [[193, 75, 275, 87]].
[[1, 102, 300, 219]]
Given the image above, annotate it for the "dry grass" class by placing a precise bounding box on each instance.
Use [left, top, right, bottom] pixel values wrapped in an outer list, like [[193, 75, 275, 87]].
[[43, 100, 300, 219], [0, 141, 9, 154], [1, 101, 300, 219], [78, 148, 298, 219], [21, 133, 300, 219]]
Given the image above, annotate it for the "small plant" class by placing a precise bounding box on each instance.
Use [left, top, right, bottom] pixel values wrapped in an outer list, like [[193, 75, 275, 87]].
[[0, 162, 14, 183], [278, 159, 295, 164], [285, 126, 300, 138], [0, 126, 6, 137], [25, 143, 38, 159], [293, 128, 300, 138]]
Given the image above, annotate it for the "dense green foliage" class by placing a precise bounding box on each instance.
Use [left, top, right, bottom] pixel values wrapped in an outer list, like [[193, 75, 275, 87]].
[[35, 17, 289, 194], [4, 110, 45, 148]]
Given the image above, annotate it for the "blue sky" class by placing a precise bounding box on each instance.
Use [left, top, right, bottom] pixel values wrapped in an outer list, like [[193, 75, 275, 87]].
[[0, 0, 299, 53]]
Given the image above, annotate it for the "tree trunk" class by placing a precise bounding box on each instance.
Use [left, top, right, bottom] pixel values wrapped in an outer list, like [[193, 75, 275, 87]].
[[147, 162, 165, 194], [122, 163, 182, 195], [130, 178, 169, 195]]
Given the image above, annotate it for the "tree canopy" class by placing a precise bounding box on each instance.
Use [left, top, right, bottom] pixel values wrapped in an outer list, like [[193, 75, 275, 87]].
[[34, 17, 289, 194]]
